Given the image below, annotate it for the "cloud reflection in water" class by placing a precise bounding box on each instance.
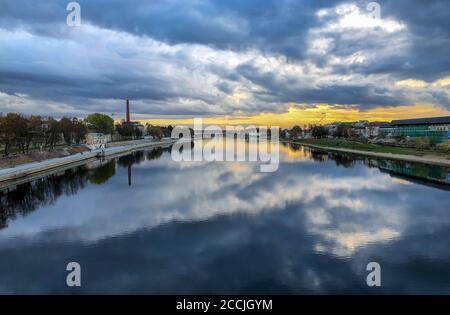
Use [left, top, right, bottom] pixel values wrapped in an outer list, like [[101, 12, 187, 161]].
[[0, 140, 449, 293]]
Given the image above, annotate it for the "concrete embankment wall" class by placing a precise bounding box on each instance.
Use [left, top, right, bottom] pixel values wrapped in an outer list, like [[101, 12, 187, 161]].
[[106, 138, 172, 148], [0, 140, 175, 184]]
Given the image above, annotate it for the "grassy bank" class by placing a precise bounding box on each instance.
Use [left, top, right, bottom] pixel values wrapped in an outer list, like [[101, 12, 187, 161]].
[[289, 138, 450, 158]]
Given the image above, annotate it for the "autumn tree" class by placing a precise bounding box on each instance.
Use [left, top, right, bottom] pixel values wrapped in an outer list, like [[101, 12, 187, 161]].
[[290, 125, 303, 139], [0, 115, 9, 155], [334, 125, 352, 138], [0, 113, 28, 155], [27, 116, 45, 152], [311, 126, 329, 139], [45, 117, 61, 150], [59, 117, 88, 145], [72, 119, 88, 144], [60, 117, 74, 144], [116, 123, 134, 139]]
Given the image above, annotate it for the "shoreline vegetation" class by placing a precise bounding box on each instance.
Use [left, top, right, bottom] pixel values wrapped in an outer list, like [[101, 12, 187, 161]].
[[0, 110, 175, 170], [286, 138, 450, 167], [0, 139, 175, 184]]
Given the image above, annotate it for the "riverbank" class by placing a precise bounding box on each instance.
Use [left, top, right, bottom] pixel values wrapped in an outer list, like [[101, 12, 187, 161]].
[[288, 138, 450, 167], [0, 139, 175, 183], [0, 146, 91, 170]]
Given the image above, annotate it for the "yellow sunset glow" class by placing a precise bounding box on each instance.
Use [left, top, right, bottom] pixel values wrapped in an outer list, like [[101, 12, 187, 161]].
[[135, 104, 450, 128], [395, 76, 450, 88], [432, 76, 450, 87], [395, 79, 427, 88]]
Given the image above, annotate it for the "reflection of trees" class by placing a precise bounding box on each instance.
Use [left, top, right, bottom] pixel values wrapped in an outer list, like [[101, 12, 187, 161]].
[[289, 142, 302, 151], [116, 148, 166, 186], [378, 159, 450, 185], [309, 149, 328, 162], [0, 166, 89, 229], [280, 141, 290, 149], [331, 153, 356, 168], [117, 155, 132, 168], [134, 151, 145, 165], [146, 148, 163, 161], [0, 155, 127, 230], [117, 151, 145, 168], [89, 160, 116, 185]]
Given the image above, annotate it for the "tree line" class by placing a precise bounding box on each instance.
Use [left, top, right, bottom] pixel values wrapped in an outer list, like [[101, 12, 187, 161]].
[[0, 111, 178, 156], [0, 112, 126, 156], [281, 125, 330, 139], [0, 113, 88, 156]]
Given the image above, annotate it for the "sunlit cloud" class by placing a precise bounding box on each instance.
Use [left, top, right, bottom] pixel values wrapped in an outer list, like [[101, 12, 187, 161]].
[[432, 76, 450, 87], [320, 3, 406, 33], [396, 79, 428, 88]]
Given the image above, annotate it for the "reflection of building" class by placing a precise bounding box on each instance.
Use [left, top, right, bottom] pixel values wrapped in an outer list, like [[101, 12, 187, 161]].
[[324, 123, 338, 135], [248, 131, 259, 137], [127, 162, 132, 186], [377, 158, 450, 186], [379, 116, 450, 143]]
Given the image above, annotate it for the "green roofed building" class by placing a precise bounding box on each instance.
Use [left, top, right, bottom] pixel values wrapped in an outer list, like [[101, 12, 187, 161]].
[[379, 116, 450, 144]]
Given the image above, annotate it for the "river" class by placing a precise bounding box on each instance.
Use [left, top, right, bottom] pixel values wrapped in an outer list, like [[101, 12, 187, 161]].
[[0, 139, 449, 294]]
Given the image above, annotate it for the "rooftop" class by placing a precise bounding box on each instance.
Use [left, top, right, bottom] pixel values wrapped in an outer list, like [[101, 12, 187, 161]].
[[390, 116, 450, 126]]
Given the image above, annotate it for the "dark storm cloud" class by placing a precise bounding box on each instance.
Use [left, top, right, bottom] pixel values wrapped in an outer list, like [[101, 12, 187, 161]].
[[0, 0, 340, 58], [0, 0, 449, 115], [382, 0, 450, 81], [235, 62, 449, 109]]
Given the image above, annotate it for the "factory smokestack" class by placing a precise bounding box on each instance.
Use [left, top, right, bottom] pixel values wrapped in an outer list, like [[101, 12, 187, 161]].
[[126, 99, 130, 123]]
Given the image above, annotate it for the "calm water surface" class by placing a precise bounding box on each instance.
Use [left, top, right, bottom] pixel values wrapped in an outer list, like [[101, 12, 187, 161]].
[[0, 140, 449, 294]]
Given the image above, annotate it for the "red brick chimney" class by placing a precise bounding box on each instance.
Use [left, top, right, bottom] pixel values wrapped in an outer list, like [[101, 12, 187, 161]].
[[126, 99, 130, 123]]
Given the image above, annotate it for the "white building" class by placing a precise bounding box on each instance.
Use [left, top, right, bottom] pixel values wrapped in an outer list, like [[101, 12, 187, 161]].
[[85, 133, 107, 150]]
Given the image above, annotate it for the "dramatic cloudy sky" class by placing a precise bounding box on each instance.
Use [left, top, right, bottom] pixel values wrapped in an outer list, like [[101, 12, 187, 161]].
[[0, 0, 449, 125]]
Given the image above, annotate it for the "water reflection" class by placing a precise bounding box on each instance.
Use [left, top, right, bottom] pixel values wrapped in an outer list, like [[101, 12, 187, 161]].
[[282, 141, 450, 187], [87, 160, 116, 185], [0, 140, 449, 294], [0, 148, 167, 229], [0, 166, 89, 230]]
